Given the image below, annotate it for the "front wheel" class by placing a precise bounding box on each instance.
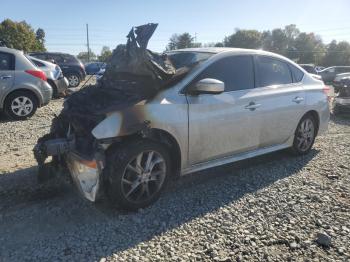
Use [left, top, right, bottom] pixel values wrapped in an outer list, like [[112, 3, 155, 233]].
[[104, 140, 171, 210], [290, 114, 317, 155]]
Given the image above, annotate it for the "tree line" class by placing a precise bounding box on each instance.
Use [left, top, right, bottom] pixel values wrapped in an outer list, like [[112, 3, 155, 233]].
[[167, 25, 350, 67], [1, 19, 350, 66]]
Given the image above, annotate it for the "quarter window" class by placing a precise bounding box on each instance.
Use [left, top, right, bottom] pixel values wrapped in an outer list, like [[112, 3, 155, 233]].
[[289, 64, 304, 83], [256, 56, 293, 87], [0, 52, 14, 71], [194, 55, 254, 92]]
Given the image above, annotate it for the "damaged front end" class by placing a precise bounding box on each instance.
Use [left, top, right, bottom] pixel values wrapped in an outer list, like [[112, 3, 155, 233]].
[[334, 79, 350, 114], [33, 23, 177, 202]]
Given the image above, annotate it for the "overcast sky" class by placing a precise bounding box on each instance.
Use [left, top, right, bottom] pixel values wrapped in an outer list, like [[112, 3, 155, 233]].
[[1, 0, 350, 55]]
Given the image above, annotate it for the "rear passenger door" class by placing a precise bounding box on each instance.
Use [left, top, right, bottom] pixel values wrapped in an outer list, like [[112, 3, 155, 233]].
[[253, 56, 305, 147], [0, 52, 15, 101]]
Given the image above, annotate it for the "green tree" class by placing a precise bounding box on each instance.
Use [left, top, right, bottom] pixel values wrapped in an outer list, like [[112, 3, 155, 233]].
[[224, 29, 262, 49], [166, 33, 198, 50], [0, 19, 45, 51], [323, 41, 350, 66], [98, 46, 112, 62], [35, 28, 45, 51], [77, 49, 96, 63], [293, 33, 325, 64]]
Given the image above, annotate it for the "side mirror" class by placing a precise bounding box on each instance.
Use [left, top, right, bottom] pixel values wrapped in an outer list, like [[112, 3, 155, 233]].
[[190, 78, 225, 95]]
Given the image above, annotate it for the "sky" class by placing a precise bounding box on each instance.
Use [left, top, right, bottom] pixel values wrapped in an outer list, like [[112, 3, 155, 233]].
[[1, 0, 350, 55]]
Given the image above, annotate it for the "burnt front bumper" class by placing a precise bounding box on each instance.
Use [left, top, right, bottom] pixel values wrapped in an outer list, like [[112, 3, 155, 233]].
[[34, 137, 104, 202]]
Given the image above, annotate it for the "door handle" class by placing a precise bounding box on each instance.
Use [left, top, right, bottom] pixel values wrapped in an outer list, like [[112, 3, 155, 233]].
[[0, 75, 12, 80], [245, 102, 261, 111], [292, 96, 304, 104]]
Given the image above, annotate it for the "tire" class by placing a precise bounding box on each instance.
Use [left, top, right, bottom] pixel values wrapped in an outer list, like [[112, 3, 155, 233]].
[[290, 114, 317, 155], [4, 90, 38, 120], [67, 73, 80, 87], [104, 139, 171, 210]]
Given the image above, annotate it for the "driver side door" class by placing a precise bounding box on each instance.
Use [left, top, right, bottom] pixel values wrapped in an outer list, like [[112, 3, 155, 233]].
[[186, 55, 261, 165]]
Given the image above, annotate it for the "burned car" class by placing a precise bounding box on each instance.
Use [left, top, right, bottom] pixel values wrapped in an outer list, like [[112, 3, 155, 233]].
[[34, 23, 329, 210]]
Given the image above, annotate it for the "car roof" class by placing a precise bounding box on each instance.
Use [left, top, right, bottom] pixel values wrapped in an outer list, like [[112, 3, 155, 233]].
[[0, 46, 24, 55], [170, 47, 292, 60], [29, 51, 73, 56]]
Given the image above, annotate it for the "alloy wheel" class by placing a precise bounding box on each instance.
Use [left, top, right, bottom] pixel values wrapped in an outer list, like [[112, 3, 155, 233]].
[[296, 118, 315, 152], [121, 150, 166, 204], [11, 96, 34, 117], [68, 75, 79, 86]]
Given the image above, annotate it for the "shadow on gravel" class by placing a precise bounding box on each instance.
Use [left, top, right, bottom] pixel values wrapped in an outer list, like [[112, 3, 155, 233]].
[[0, 148, 319, 260]]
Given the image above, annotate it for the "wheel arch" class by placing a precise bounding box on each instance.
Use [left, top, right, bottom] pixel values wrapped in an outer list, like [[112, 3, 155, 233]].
[[304, 110, 320, 135], [2, 88, 40, 109], [106, 128, 182, 179]]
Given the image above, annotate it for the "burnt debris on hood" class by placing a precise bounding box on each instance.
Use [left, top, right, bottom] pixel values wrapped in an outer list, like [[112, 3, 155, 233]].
[[65, 23, 176, 118]]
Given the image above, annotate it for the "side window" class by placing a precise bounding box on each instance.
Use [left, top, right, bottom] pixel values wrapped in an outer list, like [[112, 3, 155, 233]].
[[50, 54, 64, 63], [289, 64, 304, 83], [256, 56, 293, 87], [0, 52, 15, 71], [194, 55, 254, 92]]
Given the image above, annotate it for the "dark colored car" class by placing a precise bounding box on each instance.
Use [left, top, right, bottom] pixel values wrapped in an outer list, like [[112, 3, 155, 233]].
[[333, 77, 350, 115], [318, 66, 350, 84], [299, 64, 318, 74], [85, 62, 106, 75], [29, 52, 86, 87]]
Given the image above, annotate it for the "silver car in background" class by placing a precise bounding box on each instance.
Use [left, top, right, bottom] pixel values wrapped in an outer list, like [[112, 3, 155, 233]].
[[37, 48, 330, 210], [0, 47, 52, 120], [28, 56, 69, 98]]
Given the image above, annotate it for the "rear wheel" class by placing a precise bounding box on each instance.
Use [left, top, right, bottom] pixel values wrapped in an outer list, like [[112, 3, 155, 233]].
[[4, 90, 38, 120], [290, 114, 317, 155], [104, 140, 171, 210]]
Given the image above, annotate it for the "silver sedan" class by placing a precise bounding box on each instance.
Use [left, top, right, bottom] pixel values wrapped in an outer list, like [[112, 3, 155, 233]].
[[44, 48, 331, 210]]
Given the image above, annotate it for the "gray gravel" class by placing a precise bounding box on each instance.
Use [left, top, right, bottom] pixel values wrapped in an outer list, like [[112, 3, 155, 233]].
[[0, 95, 349, 261]]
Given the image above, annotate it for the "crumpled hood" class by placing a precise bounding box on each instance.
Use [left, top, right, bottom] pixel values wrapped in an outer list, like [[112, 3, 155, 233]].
[[58, 23, 177, 135]]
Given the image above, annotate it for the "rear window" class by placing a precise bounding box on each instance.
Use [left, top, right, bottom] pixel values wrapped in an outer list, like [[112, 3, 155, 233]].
[[31, 59, 45, 67], [0, 52, 15, 70], [256, 56, 293, 87]]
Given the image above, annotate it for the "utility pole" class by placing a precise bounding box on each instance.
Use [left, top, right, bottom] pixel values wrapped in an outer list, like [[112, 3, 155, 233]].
[[86, 23, 90, 62]]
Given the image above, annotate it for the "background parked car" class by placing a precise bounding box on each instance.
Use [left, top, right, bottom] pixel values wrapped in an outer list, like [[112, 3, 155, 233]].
[[333, 77, 350, 114], [299, 64, 318, 74], [0, 47, 52, 120], [318, 66, 350, 83], [85, 62, 106, 75], [315, 66, 325, 72], [29, 52, 86, 87], [28, 56, 68, 98], [333, 72, 350, 91]]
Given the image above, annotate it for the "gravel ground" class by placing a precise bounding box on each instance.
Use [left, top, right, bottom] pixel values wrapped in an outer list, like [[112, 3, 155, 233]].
[[0, 90, 349, 261]]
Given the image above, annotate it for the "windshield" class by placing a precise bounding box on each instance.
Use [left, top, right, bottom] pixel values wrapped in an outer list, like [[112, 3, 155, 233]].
[[167, 51, 214, 69]]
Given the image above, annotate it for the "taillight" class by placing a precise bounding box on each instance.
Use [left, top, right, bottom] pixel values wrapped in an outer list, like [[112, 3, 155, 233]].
[[323, 85, 331, 101], [323, 85, 330, 94], [25, 70, 47, 81]]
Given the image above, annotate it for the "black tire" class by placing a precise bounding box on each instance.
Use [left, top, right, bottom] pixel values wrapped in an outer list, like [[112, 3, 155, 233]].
[[4, 90, 38, 120], [67, 73, 80, 87], [104, 139, 171, 211], [290, 114, 317, 155]]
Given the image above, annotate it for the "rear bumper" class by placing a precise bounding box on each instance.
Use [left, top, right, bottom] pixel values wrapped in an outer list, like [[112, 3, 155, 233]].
[[53, 77, 69, 94], [334, 97, 350, 113], [41, 82, 53, 106]]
